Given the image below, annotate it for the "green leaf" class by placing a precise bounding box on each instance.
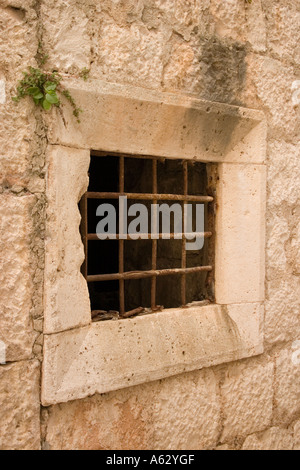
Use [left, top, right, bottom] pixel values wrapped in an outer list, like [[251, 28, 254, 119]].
[[33, 92, 44, 100], [43, 99, 52, 111], [45, 82, 57, 92], [46, 93, 59, 104], [28, 87, 40, 96]]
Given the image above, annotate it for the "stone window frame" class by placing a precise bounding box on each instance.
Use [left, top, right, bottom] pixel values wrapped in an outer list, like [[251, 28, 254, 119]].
[[42, 80, 267, 406]]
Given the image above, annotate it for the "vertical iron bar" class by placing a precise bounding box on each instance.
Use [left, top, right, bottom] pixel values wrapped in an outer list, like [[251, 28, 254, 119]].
[[181, 161, 188, 306], [119, 156, 125, 316], [151, 159, 158, 311], [80, 193, 88, 279]]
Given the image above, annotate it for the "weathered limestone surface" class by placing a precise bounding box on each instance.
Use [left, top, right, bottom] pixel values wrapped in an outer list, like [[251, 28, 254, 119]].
[[0, 0, 299, 451], [0, 361, 40, 450], [0, 0, 42, 449], [41, 0, 299, 450], [42, 304, 263, 406], [215, 163, 266, 305], [0, 194, 37, 361], [47, 79, 266, 166], [44, 368, 220, 450], [274, 347, 300, 426], [0, 2, 38, 187], [44, 146, 91, 334], [242, 427, 294, 451], [221, 359, 274, 442]]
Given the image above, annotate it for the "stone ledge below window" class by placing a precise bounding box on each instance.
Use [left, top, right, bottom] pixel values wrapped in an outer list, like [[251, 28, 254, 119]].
[[42, 302, 263, 406]]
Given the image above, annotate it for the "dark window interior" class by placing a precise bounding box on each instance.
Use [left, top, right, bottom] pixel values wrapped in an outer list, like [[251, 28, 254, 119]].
[[80, 153, 215, 320]]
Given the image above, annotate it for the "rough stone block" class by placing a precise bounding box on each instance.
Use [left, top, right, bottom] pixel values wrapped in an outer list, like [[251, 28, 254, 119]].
[[0, 194, 37, 361], [0, 360, 40, 450], [274, 347, 300, 426], [40, 0, 91, 72], [221, 359, 274, 442], [268, 140, 300, 208], [242, 427, 294, 450], [44, 368, 220, 450], [265, 277, 300, 345]]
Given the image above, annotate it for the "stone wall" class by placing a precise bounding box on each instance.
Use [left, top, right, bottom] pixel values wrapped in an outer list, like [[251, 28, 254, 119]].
[[0, 0, 299, 450]]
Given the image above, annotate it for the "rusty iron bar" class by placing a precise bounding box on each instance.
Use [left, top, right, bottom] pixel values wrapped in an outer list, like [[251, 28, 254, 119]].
[[119, 156, 125, 316], [122, 307, 144, 319], [80, 193, 88, 279], [87, 266, 213, 283], [151, 159, 158, 311], [80, 154, 216, 317], [87, 192, 213, 203], [181, 161, 188, 307], [87, 232, 213, 241]]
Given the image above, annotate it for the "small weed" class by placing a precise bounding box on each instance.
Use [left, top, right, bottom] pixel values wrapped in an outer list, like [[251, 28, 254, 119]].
[[12, 67, 82, 123], [80, 67, 90, 81]]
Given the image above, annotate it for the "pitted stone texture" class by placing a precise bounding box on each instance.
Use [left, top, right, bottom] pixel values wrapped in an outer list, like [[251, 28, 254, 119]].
[[221, 359, 274, 443], [266, 214, 290, 278], [0, 5, 37, 75], [274, 347, 300, 426], [163, 35, 248, 106], [209, 0, 246, 42], [100, 0, 144, 27], [0, 194, 37, 361], [268, 140, 300, 208], [44, 369, 220, 450], [265, 276, 300, 345], [100, 0, 212, 40], [0, 361, 40, 450], [263, 0, 300, 63], [246, 54, 299, 143], [266, 204, 300, 283], [0, 6, 37, 184], [151, 369, 220, 450], [245, 0, 267, 53], [40, 1, 91, 73], [242, 427, 294, 451], [96, 21, 166, 89]]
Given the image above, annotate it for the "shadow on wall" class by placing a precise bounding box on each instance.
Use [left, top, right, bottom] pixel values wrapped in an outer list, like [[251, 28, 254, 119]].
[[199, 36, 247, 106]]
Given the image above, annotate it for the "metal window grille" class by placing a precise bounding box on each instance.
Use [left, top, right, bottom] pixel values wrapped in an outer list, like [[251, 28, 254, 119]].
[[80, 154, 214, 319]]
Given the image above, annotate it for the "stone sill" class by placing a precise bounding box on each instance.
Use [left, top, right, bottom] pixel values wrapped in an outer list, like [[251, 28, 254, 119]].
[[42, 302, 263, 406]]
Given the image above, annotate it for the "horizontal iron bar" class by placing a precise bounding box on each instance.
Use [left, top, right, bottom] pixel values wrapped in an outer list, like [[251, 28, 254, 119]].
[[87, 232, 213, 241], [87, 266, 212, 283], [87, 192, 213, 203]]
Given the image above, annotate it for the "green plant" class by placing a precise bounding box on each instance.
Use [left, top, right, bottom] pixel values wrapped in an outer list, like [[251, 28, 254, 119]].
[[80, 67, 90, 81], [12, 67, 82, 123]]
